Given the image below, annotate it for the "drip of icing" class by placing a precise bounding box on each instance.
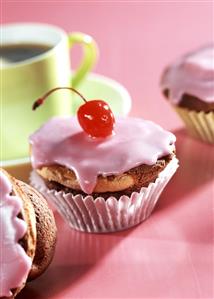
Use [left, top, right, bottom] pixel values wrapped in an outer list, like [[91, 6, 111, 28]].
[[161, 45, 214, 104], [0, 171, 32, 297], [29, 116, 176, 194]]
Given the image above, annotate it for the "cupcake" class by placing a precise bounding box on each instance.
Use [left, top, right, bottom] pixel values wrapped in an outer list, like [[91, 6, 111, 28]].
[[161, 45, 214, 144], [29, 87, 178, 233], [0, 168, 57, 298]]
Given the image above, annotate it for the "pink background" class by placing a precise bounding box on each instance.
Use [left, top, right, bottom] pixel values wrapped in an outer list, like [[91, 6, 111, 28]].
[[2, 2, 214, 299]]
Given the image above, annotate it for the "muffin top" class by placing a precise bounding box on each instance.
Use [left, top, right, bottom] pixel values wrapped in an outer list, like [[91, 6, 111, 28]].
[[161, 45, 214, 106], [0, 170, 32, 298], [30, 116, 175, 194]]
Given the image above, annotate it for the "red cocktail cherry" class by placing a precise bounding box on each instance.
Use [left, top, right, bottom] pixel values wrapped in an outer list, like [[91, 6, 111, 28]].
[[32, 87, 115, 138]]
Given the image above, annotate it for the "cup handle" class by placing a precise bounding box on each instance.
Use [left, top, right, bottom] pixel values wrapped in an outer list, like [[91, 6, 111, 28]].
[[68, 32, 98, 87]]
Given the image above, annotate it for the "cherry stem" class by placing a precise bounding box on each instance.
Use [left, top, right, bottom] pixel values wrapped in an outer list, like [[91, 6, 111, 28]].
[[32, 87, 87, 110]]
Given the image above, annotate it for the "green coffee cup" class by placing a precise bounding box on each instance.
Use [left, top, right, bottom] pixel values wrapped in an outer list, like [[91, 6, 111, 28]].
[[1, 23, 98, 161]]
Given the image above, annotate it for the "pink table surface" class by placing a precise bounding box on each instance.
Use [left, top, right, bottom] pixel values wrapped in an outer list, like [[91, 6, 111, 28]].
[[2, 2, 214, 298]]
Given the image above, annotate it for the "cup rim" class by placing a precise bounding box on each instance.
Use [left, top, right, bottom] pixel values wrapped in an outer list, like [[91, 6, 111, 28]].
[[1, 22, 68, 69]]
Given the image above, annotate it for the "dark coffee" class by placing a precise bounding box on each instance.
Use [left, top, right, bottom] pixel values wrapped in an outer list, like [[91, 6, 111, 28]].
[[0, 43, 51, 65]]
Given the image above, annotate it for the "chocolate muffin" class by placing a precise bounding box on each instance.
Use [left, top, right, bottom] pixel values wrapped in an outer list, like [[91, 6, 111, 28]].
[[0, 169, 57, 298], [161, 45, 214, 143], [29, 116, 178, 233], [36, 153, 173, 200]]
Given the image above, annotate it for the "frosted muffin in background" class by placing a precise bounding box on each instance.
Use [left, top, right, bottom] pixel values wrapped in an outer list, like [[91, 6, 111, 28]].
[[161, 45, 214, 144]]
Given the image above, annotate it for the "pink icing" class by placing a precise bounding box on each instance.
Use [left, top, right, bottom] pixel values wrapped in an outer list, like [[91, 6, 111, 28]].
[[29, 116, 175, 194], [0, 171, 32, 298], [161, 45, 214, 104]]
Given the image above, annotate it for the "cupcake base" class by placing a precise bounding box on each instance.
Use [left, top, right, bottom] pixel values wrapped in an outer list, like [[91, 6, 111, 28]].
[[30, 157, 178, 233], [174, 106, 214, 144]]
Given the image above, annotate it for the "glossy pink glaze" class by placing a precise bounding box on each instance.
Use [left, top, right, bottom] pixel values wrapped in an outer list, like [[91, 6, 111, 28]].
[[161, 45, 214, 104], [29, 116, 176, 194], [0, 171, 32, 298]]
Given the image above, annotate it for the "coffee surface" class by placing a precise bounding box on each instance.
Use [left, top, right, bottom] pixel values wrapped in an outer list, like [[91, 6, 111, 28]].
[[0, 43, 51, 65]]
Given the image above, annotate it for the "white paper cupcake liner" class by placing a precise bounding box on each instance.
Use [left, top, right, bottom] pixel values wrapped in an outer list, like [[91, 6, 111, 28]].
[[30, 157, 178, 233]]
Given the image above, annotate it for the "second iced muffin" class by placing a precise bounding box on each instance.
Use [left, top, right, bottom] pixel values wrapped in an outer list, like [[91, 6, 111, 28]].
[[161, 45, 214, 144], [30, 114, 178, 233]]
